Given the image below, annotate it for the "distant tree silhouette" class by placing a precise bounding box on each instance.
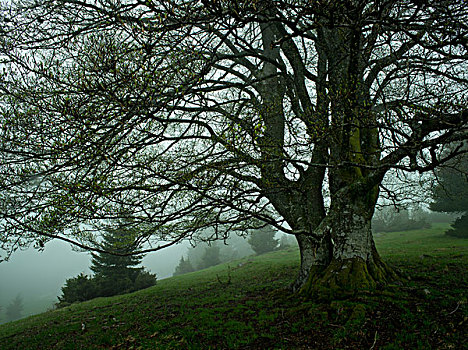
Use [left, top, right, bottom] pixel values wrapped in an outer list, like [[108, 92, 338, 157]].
[[198, 244, 221, 270], [173, 256, 195, 276], [248, 226, 278, 255], [431, 149, 468, 237], [372, 208, 430, 233], [6, 294, 24, 322], [279, 235, 296, 250]]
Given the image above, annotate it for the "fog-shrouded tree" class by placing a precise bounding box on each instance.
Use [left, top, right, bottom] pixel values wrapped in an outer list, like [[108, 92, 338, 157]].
[[372, 206, 430, 233], [279, 234, 296, 250], [90, 226, 143, 291], [198, 243, 222, 270], [248, 225, 279, 255], [6, 294, 23, 322], [1, 1, 467, 297], [173, 256, 195, 276], [184, 235, 252, 271], [431, 150, 468, 237]]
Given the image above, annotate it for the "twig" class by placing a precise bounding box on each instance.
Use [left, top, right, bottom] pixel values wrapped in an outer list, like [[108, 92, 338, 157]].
[[216, 265, 232, 285], [447, 301, 461, 315], [328, 323, 343, 328], [370, 331, 378, 350]]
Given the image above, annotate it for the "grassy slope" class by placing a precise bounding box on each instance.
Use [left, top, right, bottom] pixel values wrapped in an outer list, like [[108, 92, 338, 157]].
[[0, 223, 466, 349]]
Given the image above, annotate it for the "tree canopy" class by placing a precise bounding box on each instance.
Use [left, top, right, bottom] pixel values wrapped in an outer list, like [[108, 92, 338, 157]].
[[1, 0, 467, 295]]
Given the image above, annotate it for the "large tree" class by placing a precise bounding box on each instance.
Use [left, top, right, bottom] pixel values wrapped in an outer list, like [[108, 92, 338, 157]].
[[0, 1, 467, 297]]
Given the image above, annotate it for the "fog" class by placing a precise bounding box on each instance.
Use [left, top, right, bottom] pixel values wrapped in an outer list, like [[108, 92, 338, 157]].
[[0, 208, 457, 324], [0, 240, 189, 322], [0, 226, 290, 323]]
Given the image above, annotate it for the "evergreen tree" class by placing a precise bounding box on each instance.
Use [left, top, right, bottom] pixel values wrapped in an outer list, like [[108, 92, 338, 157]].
[[173, 256, 195, 276], [90, 223, 156, 296], [198, 244, 221, 270], [6, 294, 23, 322], [91, 227, 143, 281], [431, 149, 468, 237], [248, 226, 279, 255]]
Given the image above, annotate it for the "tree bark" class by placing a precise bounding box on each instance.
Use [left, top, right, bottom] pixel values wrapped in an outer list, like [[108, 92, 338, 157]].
[[294, 192, 399, 298], [291, 233, 331, 292]]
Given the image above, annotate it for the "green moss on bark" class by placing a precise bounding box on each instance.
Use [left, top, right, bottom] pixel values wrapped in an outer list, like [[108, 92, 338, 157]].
[[299, 253, 399, 300]]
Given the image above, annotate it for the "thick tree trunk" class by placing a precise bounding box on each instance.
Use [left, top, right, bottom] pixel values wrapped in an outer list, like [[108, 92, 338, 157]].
[[291, 233, 331, 292], [295, 196, 398, 298]]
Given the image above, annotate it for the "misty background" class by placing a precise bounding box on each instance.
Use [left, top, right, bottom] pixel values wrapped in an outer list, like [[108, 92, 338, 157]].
[[0, 239, 188, 323], [0, 229, 281, 323], [0, 206, 458, 324]]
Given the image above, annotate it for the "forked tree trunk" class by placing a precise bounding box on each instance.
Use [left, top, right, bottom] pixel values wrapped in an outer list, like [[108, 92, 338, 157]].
[[294, 196, 399, 298]]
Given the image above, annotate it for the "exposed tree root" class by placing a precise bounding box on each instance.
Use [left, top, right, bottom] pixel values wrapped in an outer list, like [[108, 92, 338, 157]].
[[298, 254, 400, 300]]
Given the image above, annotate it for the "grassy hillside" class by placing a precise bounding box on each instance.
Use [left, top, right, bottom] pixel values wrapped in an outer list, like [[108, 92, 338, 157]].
[[0, 224, 467, 349]]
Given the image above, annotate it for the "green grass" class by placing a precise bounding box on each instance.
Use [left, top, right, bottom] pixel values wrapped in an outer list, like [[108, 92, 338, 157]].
[[0, 224, 467, 349], [375, 223, 468, 258]]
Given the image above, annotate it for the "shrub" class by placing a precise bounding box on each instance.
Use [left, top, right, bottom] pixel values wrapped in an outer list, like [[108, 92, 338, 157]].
[[133, 270, 157, 290], [93, 273, 134, 297], [57, 269, 156, 307], [57, 273, 98, 306]]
